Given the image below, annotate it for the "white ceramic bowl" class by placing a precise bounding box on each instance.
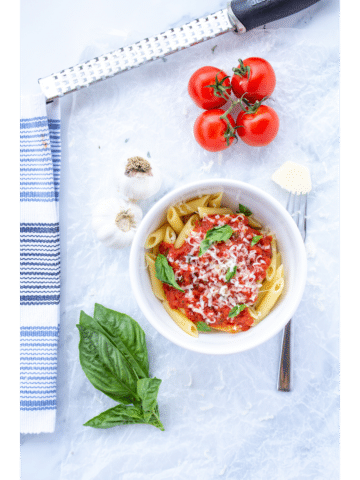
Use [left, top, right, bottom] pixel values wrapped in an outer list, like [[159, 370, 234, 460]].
[[129, 179, 307, 355]]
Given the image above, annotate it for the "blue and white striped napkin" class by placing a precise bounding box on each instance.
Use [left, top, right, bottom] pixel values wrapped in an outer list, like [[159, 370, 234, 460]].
[[20, 94, 61, 434]]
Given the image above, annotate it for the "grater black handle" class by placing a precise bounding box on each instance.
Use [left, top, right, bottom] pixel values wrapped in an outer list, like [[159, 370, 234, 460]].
[[230, 0, 321, 32]]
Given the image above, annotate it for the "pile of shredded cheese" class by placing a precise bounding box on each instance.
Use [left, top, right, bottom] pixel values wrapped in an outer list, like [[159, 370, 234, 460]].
[[165, 215, 272, 327]]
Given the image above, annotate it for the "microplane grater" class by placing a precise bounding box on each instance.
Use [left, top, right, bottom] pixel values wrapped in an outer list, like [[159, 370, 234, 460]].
[[39, 0, 321, 102]]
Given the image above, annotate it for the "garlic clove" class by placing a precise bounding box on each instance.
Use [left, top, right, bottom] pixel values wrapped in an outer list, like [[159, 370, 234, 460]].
[[116, 155, 162, 201], [95, 223, 121, 248], [92, 197, 143, 249]]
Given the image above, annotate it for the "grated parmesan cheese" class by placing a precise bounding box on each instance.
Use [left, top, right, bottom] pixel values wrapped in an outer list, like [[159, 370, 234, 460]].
[[161, 214, 273, 328], [272, 160, 312, 194]]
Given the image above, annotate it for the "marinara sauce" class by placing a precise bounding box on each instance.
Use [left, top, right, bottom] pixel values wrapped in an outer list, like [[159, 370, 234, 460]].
[[159, 214, 272, 332]]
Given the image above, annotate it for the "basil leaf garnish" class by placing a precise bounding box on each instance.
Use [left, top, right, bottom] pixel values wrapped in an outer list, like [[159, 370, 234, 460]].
[[77, 323, 139, 404], [77, 304, 164, 431], [137, 378, 162, 422], [251, 235, 262, 246], [225, 265, 237, 282], [196, 321, 212, 332], [199, 224, 233, 256], [237, 204, 252, 216], [92, 304, 150, 378], [83, 403, 164, 431], [84, 404, 146, 428], [155, 254, 184, 292], [228, 304, 247, 318]]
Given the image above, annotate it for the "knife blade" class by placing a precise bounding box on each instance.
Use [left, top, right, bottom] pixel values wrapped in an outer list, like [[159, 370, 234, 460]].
[[39, 0, 320, 102]]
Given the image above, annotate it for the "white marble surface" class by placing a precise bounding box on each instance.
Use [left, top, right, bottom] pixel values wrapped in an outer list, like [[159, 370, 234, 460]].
[[20, 1, 341, 479]]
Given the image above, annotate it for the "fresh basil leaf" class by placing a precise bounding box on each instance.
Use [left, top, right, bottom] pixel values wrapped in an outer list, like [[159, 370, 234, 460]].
[[228, 304, 247, 318], [199, 225, 233, 256], [84, 404, 146, 429], [198, 239, 211, 256], [146, 405, 165, 431], [225, 265, 237, 282], [155, 254, 184, 292], [77, 324, 139, 404], [78, 305, 165, 431], [79, 310, 97, 329], [84, 403, 164, 430], [251, 235, 262, 246], [93, 304, 149, 379], [196, 321, 212, 332], [237, 204, 252, 216], [137, 377, 162, 422]]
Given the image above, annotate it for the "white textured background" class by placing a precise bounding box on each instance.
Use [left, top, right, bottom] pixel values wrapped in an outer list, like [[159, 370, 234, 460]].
[[20, 1, 343, 479]]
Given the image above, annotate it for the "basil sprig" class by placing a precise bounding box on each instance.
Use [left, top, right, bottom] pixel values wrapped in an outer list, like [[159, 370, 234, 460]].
[[77, 304, 164, 431], [199, 224, 233, 256], [237, 203, 252, 216], [225, 265, 237, 282], [251, 235, 262, 246], [196, 321, 212, 332], [155, 254, 184, 292], [228, 304, 247, 318]]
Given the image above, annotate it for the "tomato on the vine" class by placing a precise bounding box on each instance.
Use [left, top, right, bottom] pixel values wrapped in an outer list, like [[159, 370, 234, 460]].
[[236, 105, 279, 147], [231, 57, 276, 104], [188, 66, 231, 110], [194, 109, 236, 152]]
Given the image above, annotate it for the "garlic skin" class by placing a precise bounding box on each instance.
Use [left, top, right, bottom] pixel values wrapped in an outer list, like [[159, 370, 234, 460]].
[[116, 156, 162, 201], [92, 198, 143, 249]]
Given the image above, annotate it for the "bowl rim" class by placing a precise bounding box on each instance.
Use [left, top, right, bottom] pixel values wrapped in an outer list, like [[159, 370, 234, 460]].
[[129, 178, 307, 355]]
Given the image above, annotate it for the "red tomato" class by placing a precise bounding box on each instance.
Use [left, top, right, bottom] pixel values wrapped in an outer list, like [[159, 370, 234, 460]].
[[236, 105, 279, 147], [194, 109, 236, 152], [231, 57, 276, 104], [188, 66, 231, 110]]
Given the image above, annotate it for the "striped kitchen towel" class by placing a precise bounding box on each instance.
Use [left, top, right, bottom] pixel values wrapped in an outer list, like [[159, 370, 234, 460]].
[[20, 94, 61, 434]]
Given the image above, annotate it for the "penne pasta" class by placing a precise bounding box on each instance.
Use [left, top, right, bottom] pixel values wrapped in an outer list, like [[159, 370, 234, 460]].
[[210, 323, 240, 333], [145, 224, 167, 249], [208, 192, 223, 208], [265, 238, 277, 282], [167, 207, 185, 234], [151, 244, 160, 256], [247, 215, 263, 229], [248, 306, 260, 322], [253, 277, 285, 324], [145, 252, 166, 300], [276, 252, 282, 269], [174, 214, 199, 249], [162, 300, 198, 338], [198, 206, 234, 218], [164, 225, 177, 244], [175, 195, 210, 216], [255, 262, 284, 307]]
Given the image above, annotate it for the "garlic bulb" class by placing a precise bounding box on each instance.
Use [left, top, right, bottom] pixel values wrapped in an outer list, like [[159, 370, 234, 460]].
[[92, 198, 142, 249], [116, 156, 162, 201]]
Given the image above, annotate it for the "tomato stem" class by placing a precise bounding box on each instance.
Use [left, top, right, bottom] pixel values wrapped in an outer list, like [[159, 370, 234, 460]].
[[232, 59, 251, 79], [219, 96, 245, 143], [205, 69, 269, 146], [205, 74, 232, 101], [241, 96, 268, 114]]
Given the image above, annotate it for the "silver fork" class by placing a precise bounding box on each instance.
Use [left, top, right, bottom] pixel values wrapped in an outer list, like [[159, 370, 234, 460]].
[[278, 192, 307, 392]]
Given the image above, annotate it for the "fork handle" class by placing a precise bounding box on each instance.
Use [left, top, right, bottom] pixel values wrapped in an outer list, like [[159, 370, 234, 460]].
[[278, 319, 291, 391]]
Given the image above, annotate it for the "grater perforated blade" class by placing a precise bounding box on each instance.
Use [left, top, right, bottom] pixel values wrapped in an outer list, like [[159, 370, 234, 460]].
[[39, 8, 238, 102], [38, 0, 321, 102]]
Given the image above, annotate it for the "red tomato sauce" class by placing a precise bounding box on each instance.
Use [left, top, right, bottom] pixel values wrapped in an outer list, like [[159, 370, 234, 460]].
[[159, 214, 272, 333]]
